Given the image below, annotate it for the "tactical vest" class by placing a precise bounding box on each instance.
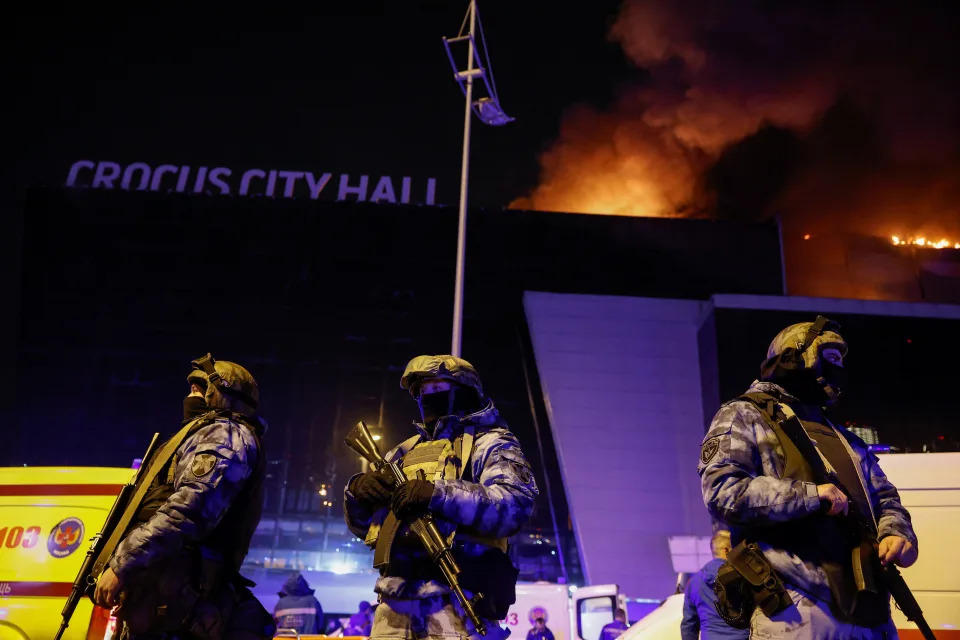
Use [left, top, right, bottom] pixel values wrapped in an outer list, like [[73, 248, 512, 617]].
[[364, 430, 508, 553], [738, 393, 882, 621], [134, 411, 266, 573]]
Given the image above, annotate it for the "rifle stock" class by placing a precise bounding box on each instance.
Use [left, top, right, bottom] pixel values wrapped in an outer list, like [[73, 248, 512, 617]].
[[54, 433, 161, 640], [345, 421, 487, 635]]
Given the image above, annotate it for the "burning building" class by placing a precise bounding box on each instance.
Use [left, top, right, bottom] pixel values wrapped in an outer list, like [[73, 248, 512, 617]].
[[513, 0, 960, 304]]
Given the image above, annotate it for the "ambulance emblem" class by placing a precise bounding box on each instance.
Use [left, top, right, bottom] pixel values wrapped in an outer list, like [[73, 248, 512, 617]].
[[48, 517, 85, 558]]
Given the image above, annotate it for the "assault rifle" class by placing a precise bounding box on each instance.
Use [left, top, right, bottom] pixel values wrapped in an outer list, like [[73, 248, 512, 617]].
[[55, 433, 161, 640], [345, 421, 487, 635], [774, 411, 936, 640]]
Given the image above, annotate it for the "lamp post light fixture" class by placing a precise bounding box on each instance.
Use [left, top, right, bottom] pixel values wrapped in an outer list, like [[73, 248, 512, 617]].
[[442, 0, 513, 357]]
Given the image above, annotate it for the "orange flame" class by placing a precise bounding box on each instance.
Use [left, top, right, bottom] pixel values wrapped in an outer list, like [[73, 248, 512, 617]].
[[891, 235, 960, 250]]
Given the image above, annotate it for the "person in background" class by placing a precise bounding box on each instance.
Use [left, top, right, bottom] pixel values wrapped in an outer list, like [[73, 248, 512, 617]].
[[599, 609, 629, 640], [274, 572, 324, 634], [681, 531, 748, 640], [526, 617, 555, 640], [346, 600, 375, 636]]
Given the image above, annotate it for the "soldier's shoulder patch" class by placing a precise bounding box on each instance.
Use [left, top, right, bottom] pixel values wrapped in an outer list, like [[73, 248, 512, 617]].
[[191, 453, 219, 478], [700, 437, 721, 465]]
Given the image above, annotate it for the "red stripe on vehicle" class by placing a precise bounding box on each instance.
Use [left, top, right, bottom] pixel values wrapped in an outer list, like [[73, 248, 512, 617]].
[[899, 630, 960, 639], [0, 581, 74, 598], [0, 484, 124, 496]]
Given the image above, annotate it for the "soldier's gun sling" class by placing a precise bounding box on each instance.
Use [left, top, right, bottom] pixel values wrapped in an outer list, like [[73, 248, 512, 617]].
[[55, 433, 161, 640], [774, 410, 936, 640], [346, 421, 487, 636]]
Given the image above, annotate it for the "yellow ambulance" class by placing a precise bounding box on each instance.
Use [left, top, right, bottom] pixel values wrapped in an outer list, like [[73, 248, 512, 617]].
[[0, 466, 135, 640]]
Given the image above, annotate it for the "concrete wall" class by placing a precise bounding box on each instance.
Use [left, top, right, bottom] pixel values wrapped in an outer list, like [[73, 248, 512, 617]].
[[523, 291, 713, 598]]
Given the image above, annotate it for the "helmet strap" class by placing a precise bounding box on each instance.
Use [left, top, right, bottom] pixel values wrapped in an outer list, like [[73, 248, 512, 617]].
[[798, 315, 828, 353], [795, 316, 844, 405]]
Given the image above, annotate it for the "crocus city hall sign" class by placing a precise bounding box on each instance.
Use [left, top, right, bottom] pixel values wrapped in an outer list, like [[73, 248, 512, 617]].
[[65, 160, 438, 205]]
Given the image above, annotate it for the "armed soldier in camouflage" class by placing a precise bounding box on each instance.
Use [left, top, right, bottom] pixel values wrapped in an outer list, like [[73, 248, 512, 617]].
[[699, 318, 917, 639], [344, 355, 538, 640], [93, 354, 275, 640]]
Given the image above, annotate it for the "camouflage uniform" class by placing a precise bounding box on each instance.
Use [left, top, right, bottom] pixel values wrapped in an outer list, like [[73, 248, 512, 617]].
[[699, 380, 916, 638], [345, 356, 538, 640], [109, 358, 275, 640], [110, 416, 261, 578]]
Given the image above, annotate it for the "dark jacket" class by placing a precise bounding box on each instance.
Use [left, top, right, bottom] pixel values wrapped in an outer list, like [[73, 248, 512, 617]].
[[526, 627, 555, 640], [599, 620, 628, 640], [681, 558, 749, 640], [274, 573, 324, 633]]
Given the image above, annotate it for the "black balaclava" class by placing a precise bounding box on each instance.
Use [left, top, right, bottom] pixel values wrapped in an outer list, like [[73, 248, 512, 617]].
[[183, 395, 209, 421], [759, 317, 846, 406], [417, 384, 481, 434], [760, 358, 832, 405]]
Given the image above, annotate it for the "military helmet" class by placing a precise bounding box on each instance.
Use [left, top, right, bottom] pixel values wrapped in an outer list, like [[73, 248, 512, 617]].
[[189, 354, 259, 416], [186, 368, 208, 391], [400, 354, 484, 399], [766, 318, 847, 370]]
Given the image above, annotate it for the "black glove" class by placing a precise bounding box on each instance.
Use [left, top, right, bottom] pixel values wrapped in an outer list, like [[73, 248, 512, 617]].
[[349, 469, 395, 506], [390, 479, 436, 517]]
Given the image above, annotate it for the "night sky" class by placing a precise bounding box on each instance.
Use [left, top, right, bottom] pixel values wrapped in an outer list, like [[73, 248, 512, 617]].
[[13, 3, 629, 207], [13, 2, 960, 233], [10, 4, 960, 439]]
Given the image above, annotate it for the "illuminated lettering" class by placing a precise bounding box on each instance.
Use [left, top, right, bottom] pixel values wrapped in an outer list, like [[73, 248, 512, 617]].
[[208, 167, 232, 195], [192, 166, 209, 193], [64, 160, 438, 206], [240, 169, 266, 196], [370, 176, 397, 203], [92, 162, 121, 188], [66, 160, 95, 187], [120, 162, 151, 191], [338, 174, 369, 202], [305, 172, 332, 199], [175, 166, 191, 193], [278, 171, 304, 198], [150, 164, 179, 191], [266, 170, 278, 197]]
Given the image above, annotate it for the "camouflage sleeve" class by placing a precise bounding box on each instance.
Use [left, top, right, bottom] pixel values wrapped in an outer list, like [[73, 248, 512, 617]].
[[109, 421, 257, 579], [866, 453, 918, 548], [429, 428, 538, 538], [699, 402, 821, 526], [343, 472, 374, 539], [342, 441, 406, 539]]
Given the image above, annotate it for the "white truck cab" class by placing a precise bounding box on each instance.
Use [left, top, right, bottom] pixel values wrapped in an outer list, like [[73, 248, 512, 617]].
[[506, 582, 626, 640]]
